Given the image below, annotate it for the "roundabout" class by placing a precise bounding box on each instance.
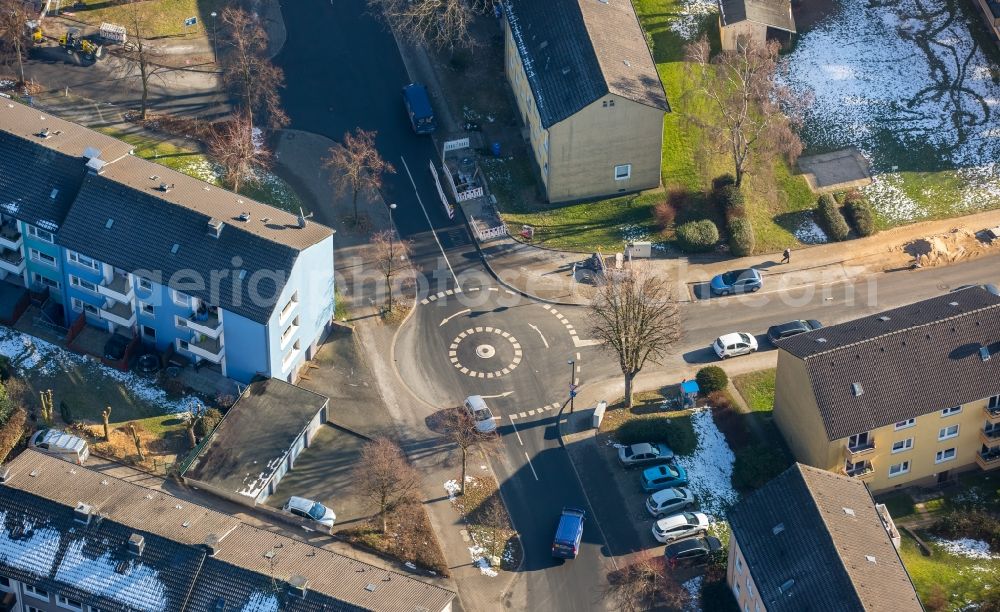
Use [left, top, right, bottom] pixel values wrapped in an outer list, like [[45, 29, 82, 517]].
[[449, 326, 522, 378]]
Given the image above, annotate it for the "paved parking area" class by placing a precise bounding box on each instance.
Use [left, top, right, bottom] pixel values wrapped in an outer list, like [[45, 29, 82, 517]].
[[266, 424, 370, 531]]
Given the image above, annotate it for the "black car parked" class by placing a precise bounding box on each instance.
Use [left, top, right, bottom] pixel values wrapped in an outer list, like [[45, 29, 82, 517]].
[[664, 536, 723, 567], [766, 319, 823, 344]]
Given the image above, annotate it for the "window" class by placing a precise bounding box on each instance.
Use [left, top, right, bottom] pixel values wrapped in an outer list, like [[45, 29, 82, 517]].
[[614, 164, 631, 181], [174, 315, 188, 329], [57, 594, 84, 610], [28, 607, 45, 612], [67, 251, 100, 271], [176, 339, 189, 352], [279, 291, 299, 323], [989, 395, 1000, 410], [746, 577, 753, 598], [891, 438, 914, 453], [736, 555, 743, 575], [32, 273, 59, 289], [894, 418, 916, 430], [142, 325, 155, 339], [69, 275, 98, 293], [744, 605, 749, 612], [941, 405, 962, 417], [935, 447, 957, 464], [29, 248, 56, 267], [171, 289, 189, 307], [140, 302, 155, 317], [938, 425, 960, 441], [733, 581, 741, 598], [0, 576, 9, 590], [27, 225, 54, 243], [24, 584, 49, 600], [889, 461, 911, 477], [137, 277, 153, 291], [71, 298, 98, 316]]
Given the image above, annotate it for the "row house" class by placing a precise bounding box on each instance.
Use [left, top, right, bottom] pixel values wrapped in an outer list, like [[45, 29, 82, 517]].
[[773, 289, 1000, 492], [0, 102, 335, 383]]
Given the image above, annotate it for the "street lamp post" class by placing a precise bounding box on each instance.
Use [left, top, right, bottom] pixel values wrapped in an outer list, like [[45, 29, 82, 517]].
[[568, 359, 576, 413], [210, 12, 218, 63], [388, 203, 397, 310]]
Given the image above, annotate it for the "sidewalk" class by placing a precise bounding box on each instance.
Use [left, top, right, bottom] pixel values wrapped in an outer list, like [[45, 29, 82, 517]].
[[476, 207, 1000, 305]]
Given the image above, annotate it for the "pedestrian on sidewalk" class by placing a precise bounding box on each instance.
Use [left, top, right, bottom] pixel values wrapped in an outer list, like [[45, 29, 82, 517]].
[[781, 248, 791, 264]]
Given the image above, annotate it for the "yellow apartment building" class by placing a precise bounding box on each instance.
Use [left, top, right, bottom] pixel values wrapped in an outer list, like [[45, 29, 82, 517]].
[[773, 289, 1000, 493]]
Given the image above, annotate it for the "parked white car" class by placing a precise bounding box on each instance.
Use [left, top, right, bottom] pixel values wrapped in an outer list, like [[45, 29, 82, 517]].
[[464, 395, 497, 433], [645, 487, 695, 518], [713, 332, 758, 359], [652, 511, 710, 543], [283, 496, 336, 530]]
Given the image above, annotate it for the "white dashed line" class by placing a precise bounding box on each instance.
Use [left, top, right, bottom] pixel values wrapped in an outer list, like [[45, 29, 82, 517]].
[[519, 412, 527, 418], [445, 289, 454, 296], [543, 304, 552, 310], [510, 416, 523, 444], [428, 294, 438, 301], [576, 352, 581, 360], [420, 298, 429, 305], [489, 287, 499, 292], [468, 287, 480, 292], [528, 409, 536, 416], [525, 452, 539, 480]]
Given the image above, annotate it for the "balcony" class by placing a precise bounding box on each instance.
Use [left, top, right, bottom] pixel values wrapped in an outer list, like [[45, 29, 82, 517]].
[[976, 450, 1000, 471], [986, 403, 1000, 425], [845, 464, 875, 480], [188, 335, 224, 364], [186, 311, 223, 339], [98, 274, 134, 304], [980, 427, 1000, 447], [99, 300, 136, 328], [0, 248, 24, 275], [0, 223, 21, 251], [844, 440, 876, 459]]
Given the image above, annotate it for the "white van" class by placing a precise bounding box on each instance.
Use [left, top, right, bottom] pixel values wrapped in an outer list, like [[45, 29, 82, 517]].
[[30, 429, 90, 465]]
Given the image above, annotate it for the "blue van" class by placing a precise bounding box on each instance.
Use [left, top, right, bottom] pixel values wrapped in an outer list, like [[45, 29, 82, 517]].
[[402, 83, 436, 134], [552, 507, 586, 559]]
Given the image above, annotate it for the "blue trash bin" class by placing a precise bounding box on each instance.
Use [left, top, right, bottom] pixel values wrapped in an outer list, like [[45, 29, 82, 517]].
[[490, 141, 502, 157]]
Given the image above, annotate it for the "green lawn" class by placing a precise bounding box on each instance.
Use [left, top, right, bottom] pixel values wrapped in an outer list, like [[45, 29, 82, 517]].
[[899, 531, 1000, 610], [68, 0, 226, 39], [96, 127, 305, 214], [732, 369, 776, 412], [600, 389, 698, 456]]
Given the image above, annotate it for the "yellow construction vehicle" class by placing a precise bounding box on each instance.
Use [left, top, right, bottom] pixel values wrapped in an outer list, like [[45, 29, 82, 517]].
[[58, 28, 102, 61], [26, 21, 43, 44]]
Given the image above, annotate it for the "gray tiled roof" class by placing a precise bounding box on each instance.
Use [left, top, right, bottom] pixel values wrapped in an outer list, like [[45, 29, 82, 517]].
[[183, 379, 330, 499], [0, 102, 132, 230], [504, 0, 668, 128], [2, 451, 456, 612], [779, 289, 1000, 440], [719, 0, 796, 32], [727, 464, 921, 612], [57, 155, 332, 324]]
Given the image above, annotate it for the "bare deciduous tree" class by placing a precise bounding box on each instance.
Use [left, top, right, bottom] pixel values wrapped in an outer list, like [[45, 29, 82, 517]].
[[324, 128, 395, 222], [589, 266, 681, 410], [604, 552, 689, 612], [367, 0, 496, 50], [371, 228, 410, 311], [0, 0, 31, 86], [354, 437, 420, 533], [684, 36, 806, 188], [115, 0, 171, 120], [480, 496, 509, 562], [220, 7, 288, 130], [208, 112, 272, 195], [440, 407, 500, 495]]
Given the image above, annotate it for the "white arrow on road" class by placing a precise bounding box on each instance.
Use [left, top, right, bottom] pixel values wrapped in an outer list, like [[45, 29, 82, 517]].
[[480, 391, 514, 399], [439, 308, 471, 327], [529, 323, 549, 348]]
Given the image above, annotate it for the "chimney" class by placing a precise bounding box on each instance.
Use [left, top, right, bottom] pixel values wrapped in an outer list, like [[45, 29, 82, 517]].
[[128, 533, 145, 556], [297, 207, 314, 229], [203, 534, 220, 557], [207, 218, 224, 238], [288, 575, 308, 599], [0, 468, 10, 483], [158, 182, 174, 193], [86, 157, 107, 175], [74, 502, 94, 525]]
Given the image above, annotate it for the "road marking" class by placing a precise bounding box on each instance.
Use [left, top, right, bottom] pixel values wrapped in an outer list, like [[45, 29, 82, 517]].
[[525, 452, 539, 480], [487, 373, 494, 379], [551, 309, 559, 316], [573, 337, 603, 348], [420, 298, 429, 305], [543, 304, 552, 310], [518, 411, 527, 418], [489, 287, 499, 292], [428, 294, 438, 301], [509, 415, 524, 445], [505, 289, 515, 296], [528, 409, 536, 416], [576, 352, 581, 360], [528, 323, 549, 348], [460, 367, 469, 374], [551, 402, 560, 410], [468, 287, 480, 292], [576, 365, 581, 373], [565, 324, 574, 331], [400, 155, 458, 284], [440, 308, 471, 327], [475, 326, 484, 333], [485, 326, 494, 333], [481, 391, 514, 399], [445, 289, 454, 296], [501, 331, 510, 338]]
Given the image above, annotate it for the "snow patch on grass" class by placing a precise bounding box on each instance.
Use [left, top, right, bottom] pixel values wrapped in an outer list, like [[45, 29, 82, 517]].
[[673, 407, 738, 516], [793, 214, 828, 244], [681, 575, 703, 611], [934, 538, 1000, 560], [669, 0, 718, 41]]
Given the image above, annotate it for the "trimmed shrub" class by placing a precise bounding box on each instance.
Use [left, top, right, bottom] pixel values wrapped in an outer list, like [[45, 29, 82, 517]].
[[653, 201, 677, 232], [844, 192, 876, 237], [816, 194, 850, 241], [194, 408, 224, 438], [728, 217, 756, 256], [615, 416, 697, 455], [712, 174, 736, 191], [718, 184, 746, 220], [59, 401, 74, 426], [696, 366, 729, 394], [675, 219, 719, 252], [732, 444, 792, 491]]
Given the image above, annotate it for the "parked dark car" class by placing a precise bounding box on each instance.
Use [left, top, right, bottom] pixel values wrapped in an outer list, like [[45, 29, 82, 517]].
[[664, 535, 722, 567], [767, 319, 823, 344], [710, 269, 762, 296], [552, 507, 586, 559], [402, 83, 436, 134]]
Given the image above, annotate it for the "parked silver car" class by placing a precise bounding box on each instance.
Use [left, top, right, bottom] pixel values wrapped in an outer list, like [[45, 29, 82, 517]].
[[652, 511, 710, 543], [283, 496, 336, 530], [645, 487, 695, 518], [617, 442, 674, 468]]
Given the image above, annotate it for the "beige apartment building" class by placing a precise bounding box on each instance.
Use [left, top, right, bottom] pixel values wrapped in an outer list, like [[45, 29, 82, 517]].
[[502, 0, 669, 203], [773, 289, 1000, 493], [726, 463, 920, 611]]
